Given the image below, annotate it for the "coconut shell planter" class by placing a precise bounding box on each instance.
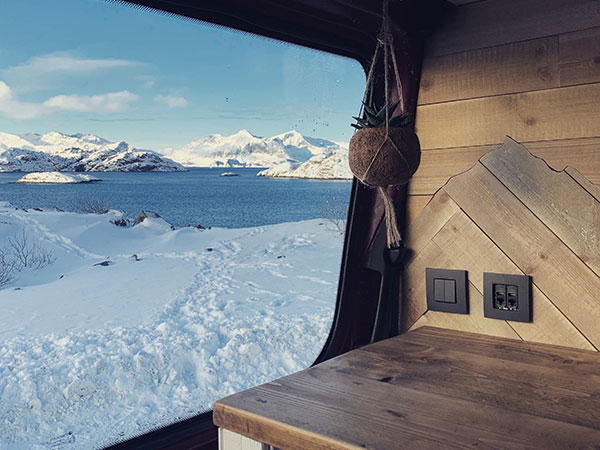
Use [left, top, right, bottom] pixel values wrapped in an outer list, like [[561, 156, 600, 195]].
[[349, 101, 420, 187], [348, 100, 421, 248], [349, 126, 420, 187]]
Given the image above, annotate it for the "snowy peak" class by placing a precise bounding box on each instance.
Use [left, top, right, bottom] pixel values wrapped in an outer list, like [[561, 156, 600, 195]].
[[165, 129, 343, 170], [0, 131, 185, 172]]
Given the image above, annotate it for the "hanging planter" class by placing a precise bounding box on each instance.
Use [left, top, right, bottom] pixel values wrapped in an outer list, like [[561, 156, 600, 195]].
[[348, 0, 421, 248], [349, 101, 420, 187]]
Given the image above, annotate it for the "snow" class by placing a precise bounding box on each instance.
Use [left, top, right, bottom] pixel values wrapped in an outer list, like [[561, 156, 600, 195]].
[[0, 203, 343, 449], [15, 172, 101, 184], [162, 129, 346, 172], [258, 147, 352, 180], [1, 129, 351, 180], [0, 131, 185, 173]]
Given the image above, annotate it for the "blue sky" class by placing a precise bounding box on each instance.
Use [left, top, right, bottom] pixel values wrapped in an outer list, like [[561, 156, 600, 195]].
[[0, 0, 364, 151]]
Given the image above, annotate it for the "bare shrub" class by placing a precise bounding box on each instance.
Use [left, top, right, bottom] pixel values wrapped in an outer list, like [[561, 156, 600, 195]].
[[0, 247, 16, 287], [77, 199, 110, 215], [7, 229, 56, 271], [319, 196, 348, 236]]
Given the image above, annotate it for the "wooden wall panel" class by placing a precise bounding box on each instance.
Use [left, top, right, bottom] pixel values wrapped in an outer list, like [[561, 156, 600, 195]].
[[418, 26, 600, 106], [415, 83, 600, 150], [404, 141, 599, 351], [403, 0, 600, 350], [480, 139, 600, 277], [418, 37, 559, 105], [559, 27, 600, 86], [408, 137, 600, 197], [444, 162, 600, 348], [425, 0, 600, 57]]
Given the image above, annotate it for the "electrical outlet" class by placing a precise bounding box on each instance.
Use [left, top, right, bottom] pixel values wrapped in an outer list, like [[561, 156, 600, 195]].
[[484, 273, 531, 322]]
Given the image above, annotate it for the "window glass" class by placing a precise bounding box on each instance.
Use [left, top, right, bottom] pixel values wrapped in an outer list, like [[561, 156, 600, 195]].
[[0, 0, 363, 447]]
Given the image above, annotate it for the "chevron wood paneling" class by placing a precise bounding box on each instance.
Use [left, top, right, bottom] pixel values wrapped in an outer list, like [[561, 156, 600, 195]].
[[405, 139, 599, 351]]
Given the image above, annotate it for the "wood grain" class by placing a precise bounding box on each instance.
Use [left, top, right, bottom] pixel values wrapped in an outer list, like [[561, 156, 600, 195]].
[[214, 328, 600, 450], [567, 166, 600, 200], [560, 26, 600, 85], [418, 37, 559, 105], [415, 83, 600, 150], [409, 137, 600, 196], [405, 195, 431, 225], [401, 239, 453, 332], [430, 210, 595, 350], [443, 162, 600, 348], [404, 191, 458, 253], [410, 280, 522, 340], [481, 138, 600, 277], [425, 0, 600, 57], [329, 329, 600, 429]]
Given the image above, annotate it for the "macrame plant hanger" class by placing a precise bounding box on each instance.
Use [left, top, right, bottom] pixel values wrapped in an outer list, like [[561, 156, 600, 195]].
[[355, 0, 408, 249]]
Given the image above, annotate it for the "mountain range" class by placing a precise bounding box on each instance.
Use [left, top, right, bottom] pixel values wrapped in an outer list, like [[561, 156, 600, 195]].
[[0, 130, 352, 179], [0, 131, 185, 172], [162, 129, 352, 179]]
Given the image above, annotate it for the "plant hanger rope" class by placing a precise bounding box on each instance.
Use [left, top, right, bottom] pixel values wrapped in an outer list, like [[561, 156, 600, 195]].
[[352, 0, 414, 249]]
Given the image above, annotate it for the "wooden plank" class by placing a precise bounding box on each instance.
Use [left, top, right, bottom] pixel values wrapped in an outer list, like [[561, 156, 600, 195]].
[[409, 145, 495, 195], [402, 239, 453, 332], [443, 162, 600, 348], [567, 166, 600, 200], [560, 26, 600, 86], [215, 360, 600, 450], [430, 210, 595, 350], [215, 328, 600, 450], [425, 0, 600, 57], [404, 191, 458, 254], [481, 138, 600, 277], [410, 280, 522, 340], [418, 37, 559, 105], [405, 195, 431, 225], [415, 83, 600, 150], [409, 137, 600, 197], [327, 328, 600, 429]]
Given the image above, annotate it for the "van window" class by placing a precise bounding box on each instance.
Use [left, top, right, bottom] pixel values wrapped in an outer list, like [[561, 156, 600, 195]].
[[0, 0, 363, 447]]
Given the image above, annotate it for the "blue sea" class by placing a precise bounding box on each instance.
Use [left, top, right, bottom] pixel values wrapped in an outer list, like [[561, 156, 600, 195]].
[[0, 168, 352, 228]]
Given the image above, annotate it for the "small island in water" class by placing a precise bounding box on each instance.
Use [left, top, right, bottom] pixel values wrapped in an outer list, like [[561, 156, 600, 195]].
[[220, 172, 239, 177], [16, 172, 101, 184]]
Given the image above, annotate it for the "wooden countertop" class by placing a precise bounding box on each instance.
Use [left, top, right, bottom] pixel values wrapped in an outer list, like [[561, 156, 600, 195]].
[[213, 326, 600, 449]]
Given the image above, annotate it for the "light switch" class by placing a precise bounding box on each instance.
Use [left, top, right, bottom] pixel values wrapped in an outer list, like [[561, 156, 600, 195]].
[[426, 268, 468, 314], [433, 278, 456, 303]]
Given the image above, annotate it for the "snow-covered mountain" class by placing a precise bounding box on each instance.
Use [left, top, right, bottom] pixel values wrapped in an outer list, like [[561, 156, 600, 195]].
[[164, 129, 340, 168], [0, 131, 185, 172], [257, 147, 352, 180], [163, 129, 351, 179]]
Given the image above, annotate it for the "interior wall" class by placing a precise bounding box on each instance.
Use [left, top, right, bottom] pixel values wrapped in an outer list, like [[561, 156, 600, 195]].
[[406, 0, 600, 223]]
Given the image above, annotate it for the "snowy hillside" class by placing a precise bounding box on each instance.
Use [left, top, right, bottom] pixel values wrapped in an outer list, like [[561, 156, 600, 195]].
[[16, 171, 101, 184], [258, 147, 352, 180], [163, 129, 346, 172], [0, 203, 342, 449], [0, 131, 185, 172]]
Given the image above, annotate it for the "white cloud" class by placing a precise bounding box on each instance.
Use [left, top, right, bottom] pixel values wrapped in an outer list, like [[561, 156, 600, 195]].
[[144, 80, 155, 88], [1, 52, 141, 93], [44, 91, 138, 113], [0, 80, 138, 119], [155, 94, 188, 108], [0, 81, 45, 119]]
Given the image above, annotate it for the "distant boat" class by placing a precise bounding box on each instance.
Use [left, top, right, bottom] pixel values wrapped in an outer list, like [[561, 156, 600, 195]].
[[220, 172, 239, 177]]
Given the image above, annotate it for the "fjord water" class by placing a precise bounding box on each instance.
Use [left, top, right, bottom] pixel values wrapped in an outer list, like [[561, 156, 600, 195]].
[[0, 168, 351, 228]]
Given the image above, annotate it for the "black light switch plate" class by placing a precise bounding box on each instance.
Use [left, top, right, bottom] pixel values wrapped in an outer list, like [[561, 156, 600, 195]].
[[483, 272, 531, 322], [426, 268, 468, 314]]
